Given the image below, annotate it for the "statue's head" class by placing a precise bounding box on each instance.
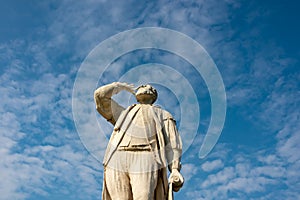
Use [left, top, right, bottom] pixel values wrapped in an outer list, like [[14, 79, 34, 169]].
[[135, 84, 157, 104]]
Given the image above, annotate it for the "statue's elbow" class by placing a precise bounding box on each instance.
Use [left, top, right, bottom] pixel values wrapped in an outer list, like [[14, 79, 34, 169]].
[[94, 88, 106, 100], [94, 89, 100, 98]]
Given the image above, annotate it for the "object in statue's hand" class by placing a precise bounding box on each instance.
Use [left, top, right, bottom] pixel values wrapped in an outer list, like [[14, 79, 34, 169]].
[[169, 169, 184, 192]]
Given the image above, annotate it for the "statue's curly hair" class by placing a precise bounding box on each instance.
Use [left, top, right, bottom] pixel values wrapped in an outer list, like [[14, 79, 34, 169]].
[[135, 84, 158, 104]]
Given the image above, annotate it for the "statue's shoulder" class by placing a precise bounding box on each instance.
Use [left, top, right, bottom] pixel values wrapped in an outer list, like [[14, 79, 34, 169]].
[[151, 105, 174, 120], [152, 104, 161, 109], [152, 104, 166, 113]]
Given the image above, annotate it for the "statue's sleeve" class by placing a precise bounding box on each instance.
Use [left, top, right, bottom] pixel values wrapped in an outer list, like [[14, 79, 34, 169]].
[[94, 83, 125, 125], [163, 111, 182, 171]]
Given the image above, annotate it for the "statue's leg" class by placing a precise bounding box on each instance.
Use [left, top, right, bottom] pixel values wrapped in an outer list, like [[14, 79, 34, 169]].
[[127, 151, 159, 200], [130, 170, 158, 200], [105, 167, 133, 200]]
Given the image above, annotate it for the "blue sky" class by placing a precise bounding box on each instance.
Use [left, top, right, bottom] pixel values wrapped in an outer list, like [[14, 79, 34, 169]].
[[0, 0, 299, 199]]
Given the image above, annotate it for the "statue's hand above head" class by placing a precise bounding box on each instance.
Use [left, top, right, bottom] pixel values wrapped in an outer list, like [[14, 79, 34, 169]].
[[112, 82, 135, 94], [169, 169, 184, 192]]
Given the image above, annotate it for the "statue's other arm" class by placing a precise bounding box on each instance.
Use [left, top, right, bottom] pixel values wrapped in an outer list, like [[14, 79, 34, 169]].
[[163, 115, 182, 171], [94, 82, 135, 125], [163, 113, 184, 191]]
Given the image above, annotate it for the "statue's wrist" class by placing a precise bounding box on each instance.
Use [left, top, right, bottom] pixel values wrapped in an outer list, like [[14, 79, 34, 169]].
[[171, 161, 181, 171]]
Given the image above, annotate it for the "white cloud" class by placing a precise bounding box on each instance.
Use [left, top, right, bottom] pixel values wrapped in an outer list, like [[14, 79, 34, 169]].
[[182, 163, 198, 182], [202, 167, 235, 188], [277, 131, 300, 163], [225, 176, 276, 194], [201, 159, 224, 172], [0, 42, 102, 199], [250, 166, 285, 179]]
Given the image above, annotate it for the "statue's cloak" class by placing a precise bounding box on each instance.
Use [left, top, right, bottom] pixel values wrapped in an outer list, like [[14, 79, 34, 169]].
[[102, 104, 180, 200]]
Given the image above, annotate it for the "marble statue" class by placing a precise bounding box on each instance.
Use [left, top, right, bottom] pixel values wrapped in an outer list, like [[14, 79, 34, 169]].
[[94, 82, 184, 200]]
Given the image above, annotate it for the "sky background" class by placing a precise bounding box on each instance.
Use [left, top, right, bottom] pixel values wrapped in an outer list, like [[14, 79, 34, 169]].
[[0, 0, 299, 200]]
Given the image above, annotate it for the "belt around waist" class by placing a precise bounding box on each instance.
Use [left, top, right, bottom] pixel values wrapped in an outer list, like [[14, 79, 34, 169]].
[[117, 145, 152, 152]]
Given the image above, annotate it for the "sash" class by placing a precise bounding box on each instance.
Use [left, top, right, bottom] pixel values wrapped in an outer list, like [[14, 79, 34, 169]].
[[103, 104, 140, 166]]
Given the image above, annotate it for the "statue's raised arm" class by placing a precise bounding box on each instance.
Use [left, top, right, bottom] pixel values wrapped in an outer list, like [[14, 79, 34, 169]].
[[94, 82, 135, 125]]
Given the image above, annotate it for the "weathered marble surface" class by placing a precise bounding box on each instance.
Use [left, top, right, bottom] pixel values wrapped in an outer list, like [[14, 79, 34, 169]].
[[94, 82, 184, 200]]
